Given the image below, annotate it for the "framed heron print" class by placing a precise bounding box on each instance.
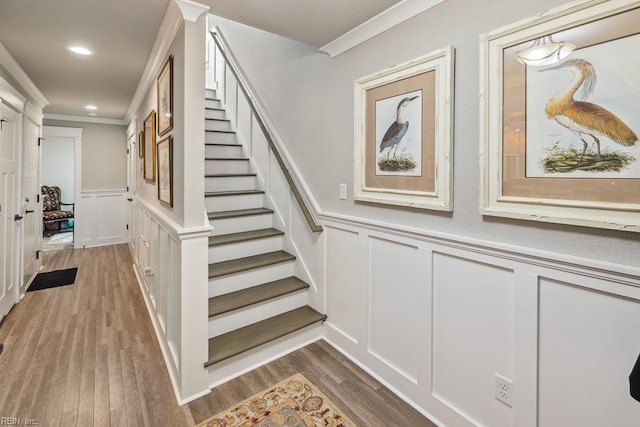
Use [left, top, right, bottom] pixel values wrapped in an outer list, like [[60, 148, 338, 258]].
[[354, 47, 454, 211], [157, 135, 173, 207], [480, 0, 640, 232]]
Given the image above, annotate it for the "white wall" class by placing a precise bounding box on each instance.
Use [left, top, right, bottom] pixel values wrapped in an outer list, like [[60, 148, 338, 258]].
[[321, 214, 640, 427], [41, 136, 74, 203], [207, 3, 640, 426], [208, 0, 640, 267]]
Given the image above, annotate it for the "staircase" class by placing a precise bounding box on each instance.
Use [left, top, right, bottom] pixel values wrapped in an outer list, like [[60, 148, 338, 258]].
[[204, 89, 326, 385]]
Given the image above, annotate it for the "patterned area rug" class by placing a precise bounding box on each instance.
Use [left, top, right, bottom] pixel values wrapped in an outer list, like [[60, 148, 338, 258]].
[[197, 373, 356, 427]]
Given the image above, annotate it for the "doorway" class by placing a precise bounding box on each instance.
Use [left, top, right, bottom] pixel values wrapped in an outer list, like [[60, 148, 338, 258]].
[[41, 127, 81, 250]]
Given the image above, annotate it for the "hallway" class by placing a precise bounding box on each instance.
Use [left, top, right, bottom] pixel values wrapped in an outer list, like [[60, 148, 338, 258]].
[[0, 244, 436, 427], [0, 245, 193, 426]]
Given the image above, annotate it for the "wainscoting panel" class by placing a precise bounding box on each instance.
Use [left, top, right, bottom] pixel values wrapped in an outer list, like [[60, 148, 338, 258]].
[[537, 278, 640, 426], [431, 253, 514, 427], [131, 198, 211, 404], [325, 225, 361, 344], [368, 236, 428, 385], [319, 212, 640, 427], [79, 190, 127, 247]]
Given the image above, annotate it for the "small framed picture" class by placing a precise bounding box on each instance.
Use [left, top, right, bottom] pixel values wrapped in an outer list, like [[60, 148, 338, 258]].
[[143, 110, 156, 182], [157, 135, 173, 207], [157, 55, 173, 136], [138, 130, 144, 158], [354, 47, 454, 211]]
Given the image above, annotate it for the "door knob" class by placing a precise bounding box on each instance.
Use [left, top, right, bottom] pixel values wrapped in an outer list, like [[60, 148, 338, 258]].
[[14, 214, 23, 221]]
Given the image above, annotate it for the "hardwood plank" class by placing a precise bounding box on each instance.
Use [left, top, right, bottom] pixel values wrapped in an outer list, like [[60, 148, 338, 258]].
[[208, 227, 283, 247], [208, 250, 295, 278], [209, 276, 308, 317], [206, 306, 326, 366], [191, 340, 437, 427], [0, 245, 191, 427]]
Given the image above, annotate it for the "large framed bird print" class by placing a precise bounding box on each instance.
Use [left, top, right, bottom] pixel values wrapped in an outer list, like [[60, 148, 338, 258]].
[[354, 47, 454, 211], [480, 0, 640, 232]]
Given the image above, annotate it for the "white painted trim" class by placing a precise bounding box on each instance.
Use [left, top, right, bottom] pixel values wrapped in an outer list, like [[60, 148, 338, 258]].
[[174, 0, 210, 23], [25, 103, 43, 125], [0, 42, 49, 108], [125, 2, 183, 122], [43, 126, 82, 249], [318, 211, 640, 285], [134, 196, 212, 240], [320, 0, 447, 57], [43, 113, 127, 126], [0, 76, 26, 111], [42, 126, 82, 138]]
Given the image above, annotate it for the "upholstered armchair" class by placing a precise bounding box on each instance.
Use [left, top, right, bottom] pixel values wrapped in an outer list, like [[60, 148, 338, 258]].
[[41, 185, 74, 236]]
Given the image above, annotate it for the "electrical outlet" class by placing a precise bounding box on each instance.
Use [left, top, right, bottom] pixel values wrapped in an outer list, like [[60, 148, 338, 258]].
[[339, 184, 347, 200], [494, 373, 513, 407]]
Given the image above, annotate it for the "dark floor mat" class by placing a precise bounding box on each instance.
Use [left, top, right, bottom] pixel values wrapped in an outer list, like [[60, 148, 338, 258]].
[[27, 268, 78, 292]]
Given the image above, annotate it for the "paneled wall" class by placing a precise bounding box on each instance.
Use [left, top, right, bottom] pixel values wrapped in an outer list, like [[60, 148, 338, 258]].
[[78, 190, 127, 247], [320, 213, 640, 427], [131, 198, 210, 404]]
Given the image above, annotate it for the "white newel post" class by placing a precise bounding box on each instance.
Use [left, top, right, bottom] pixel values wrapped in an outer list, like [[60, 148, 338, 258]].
[[178, 231, 210, 401], [174, 0, 211, 402]]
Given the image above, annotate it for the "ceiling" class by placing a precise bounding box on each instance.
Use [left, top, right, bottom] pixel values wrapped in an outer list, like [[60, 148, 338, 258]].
[[0, 0, 402, 121]]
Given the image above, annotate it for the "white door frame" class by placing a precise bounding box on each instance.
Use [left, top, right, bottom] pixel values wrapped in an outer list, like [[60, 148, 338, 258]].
[[42, 126, 82, 249], [126, 119, 137, 251], [0, 77, 26, 318]]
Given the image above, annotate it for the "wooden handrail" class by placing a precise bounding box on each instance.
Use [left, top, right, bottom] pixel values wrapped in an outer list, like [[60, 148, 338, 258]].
[[209, 29, 322, 233]]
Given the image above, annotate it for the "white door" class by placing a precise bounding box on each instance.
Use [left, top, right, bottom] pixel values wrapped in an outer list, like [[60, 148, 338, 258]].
[[0, 102, 19, 318], [22, 119, 39, 288]]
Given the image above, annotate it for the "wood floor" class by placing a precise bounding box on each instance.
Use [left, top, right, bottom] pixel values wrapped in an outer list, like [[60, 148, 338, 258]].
[[0, 245, 193, 426], [0, 244, 437, 426]]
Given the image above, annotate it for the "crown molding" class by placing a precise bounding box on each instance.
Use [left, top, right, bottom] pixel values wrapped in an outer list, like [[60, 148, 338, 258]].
[[43, 113, 127, 126], [174, 0, 210, 23], [125, 1, 183, 122], [320, 0, 447, 57], [0, 42, 49, 108]]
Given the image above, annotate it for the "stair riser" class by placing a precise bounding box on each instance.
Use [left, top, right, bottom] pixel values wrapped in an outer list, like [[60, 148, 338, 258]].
[[205, 144, 243, 158], [205, 160, 250, 175], [206, 109, 227, 120], [206, 89, 217, 98], [206, 98, 222, 109], [206, 131, 238, 144], [207, 325, 323, 387], [208, 291, 308, 338], [209, 235, 283, 263], [205, 176, 256, 192], [210, 213, 273, 236], [206, 120, 233, 132], [205, 193, 264, 212], [209, 262, 294, 296]]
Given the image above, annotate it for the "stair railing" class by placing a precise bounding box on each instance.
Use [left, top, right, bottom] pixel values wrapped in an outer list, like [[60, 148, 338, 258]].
[[209, 27, 323, 233]]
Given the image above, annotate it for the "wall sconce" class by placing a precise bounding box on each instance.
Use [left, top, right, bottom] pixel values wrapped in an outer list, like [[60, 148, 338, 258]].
[[515, 35, 575, 67]]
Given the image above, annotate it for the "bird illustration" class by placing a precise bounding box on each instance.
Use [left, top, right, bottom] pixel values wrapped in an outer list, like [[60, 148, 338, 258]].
[[379, 95, 419, 158], [542, 58, 638, 165]]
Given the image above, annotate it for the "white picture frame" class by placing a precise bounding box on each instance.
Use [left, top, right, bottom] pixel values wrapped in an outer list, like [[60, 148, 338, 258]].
[[479, 0, 640, 232], [354, 46, 454, 211]]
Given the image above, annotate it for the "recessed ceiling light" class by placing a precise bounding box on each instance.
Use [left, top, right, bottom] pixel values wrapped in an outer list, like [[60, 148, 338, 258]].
[[85, 105, 98, 110], [67, 46, 94, 56]]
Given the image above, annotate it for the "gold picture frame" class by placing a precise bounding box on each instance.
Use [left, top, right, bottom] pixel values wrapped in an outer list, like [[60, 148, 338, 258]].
[[138, 130, 144, 158], [143, 110, 156, 182], [157, 135, 173, 207], [157, 55, 173, 136], [480, 0, 640, 232], [354, 47, 454, 211]]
